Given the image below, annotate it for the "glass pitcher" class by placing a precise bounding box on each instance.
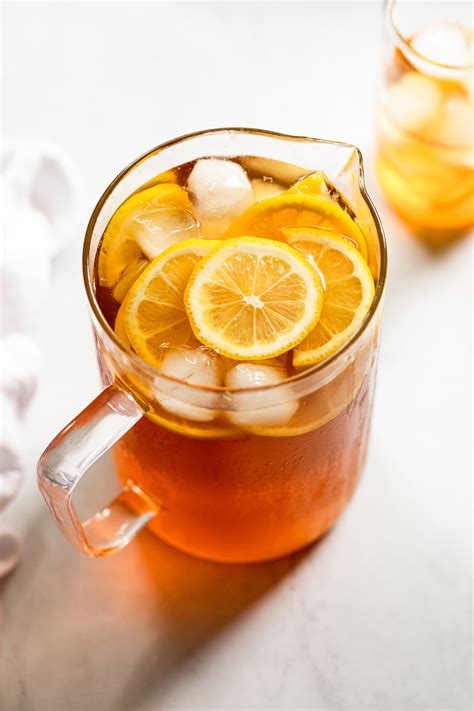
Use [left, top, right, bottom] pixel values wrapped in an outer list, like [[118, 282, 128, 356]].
[[37, 128, 387, 563]]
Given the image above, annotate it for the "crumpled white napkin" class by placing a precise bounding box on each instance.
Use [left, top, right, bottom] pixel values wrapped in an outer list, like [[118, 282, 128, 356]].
[[0, 142, 80, 577]]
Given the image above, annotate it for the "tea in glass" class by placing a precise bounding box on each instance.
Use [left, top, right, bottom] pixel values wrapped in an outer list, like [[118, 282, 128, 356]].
[[376, 0, 474, 247]]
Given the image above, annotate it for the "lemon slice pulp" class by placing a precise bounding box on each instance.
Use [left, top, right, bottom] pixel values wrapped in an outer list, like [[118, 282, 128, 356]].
[[291, 171, 331, 196], [184, 236, 323, 360]]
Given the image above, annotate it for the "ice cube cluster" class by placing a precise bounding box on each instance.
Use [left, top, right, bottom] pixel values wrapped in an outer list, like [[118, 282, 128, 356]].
[[119, 158, 286, 270], [130, 159, 258, 242], [383, 22, 473, 141], [155, 349, 299, 428]]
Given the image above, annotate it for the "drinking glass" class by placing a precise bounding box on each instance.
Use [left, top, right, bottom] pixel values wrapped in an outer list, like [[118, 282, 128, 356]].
[[38, 128, 387, 563], [375, 0, 473, 247]]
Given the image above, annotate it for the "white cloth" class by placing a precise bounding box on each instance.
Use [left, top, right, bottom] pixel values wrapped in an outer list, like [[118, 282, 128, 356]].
[[0, 143, 80, 576]]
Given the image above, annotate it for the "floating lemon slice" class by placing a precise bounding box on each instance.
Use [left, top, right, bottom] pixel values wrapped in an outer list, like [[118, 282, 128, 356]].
[[225, 192, 368, 260], [112, 259, 149, 303], [184, 236, 323, 360], [123, 238, 220, 367], [98, 183, 192, 287], [114, 301, 131, 347], [291, 171, 330, 196], [285, 228, 375, 368]]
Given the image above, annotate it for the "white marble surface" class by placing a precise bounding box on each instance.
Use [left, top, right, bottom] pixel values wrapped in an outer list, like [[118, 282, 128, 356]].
[[1, 2, 472, 710]]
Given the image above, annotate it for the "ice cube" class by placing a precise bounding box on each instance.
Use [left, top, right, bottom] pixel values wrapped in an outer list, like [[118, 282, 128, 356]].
[[251, 178, 285, 202], [226, 363, 299, 427], [187, 159, 254, 233], [156, 348, 222, 422], [133, 206, 199, 260], [430, 96, 474, 147], [383, 72, 442, 133], [411, 23, 471, 70]]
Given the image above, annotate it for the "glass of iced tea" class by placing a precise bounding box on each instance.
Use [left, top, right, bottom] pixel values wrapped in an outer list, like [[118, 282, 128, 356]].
[[375, 0, 474, 247], [38, 128, 386, 563]]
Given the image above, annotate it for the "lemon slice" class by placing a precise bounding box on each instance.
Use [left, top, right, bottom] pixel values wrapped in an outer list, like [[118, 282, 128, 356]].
[[114, 301, 131, 347], [291, 171, 331, 196], [285, 228, 375, 367], [124, 238, 220, 367], [291, 180, 368, 260], [225, 192, 368, 260], [98, 183, 192, 287], [184, 236, 323, 360], [112, 259, 149, 303], [291, 172, 366, 252]]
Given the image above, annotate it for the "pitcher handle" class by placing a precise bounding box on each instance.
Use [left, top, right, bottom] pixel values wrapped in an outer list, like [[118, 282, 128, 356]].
[[37, 384, 159, 557]]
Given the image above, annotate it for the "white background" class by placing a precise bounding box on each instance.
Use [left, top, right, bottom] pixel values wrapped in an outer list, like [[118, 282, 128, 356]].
[[1, 2, 472, 710]]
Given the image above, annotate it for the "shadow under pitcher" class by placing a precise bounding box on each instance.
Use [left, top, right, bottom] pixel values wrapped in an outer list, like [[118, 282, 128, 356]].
[[37, 128, 387, 563]]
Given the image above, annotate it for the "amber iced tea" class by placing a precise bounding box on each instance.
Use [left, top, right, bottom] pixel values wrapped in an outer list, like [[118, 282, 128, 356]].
[[93, 151, 382, 562], [376, 2, 474, 246]]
